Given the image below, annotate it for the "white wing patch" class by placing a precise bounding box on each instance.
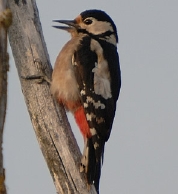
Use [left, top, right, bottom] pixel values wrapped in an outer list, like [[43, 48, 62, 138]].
[[83, 103, 88, 108], [86, 96, 105, 109], [96, 117, 105, 124], [92, 64, 112, 99], [86, 113, 96, 121], [94, 142, 99, 149], [80, 90, 86, 95], [90, 39, 112, 99], [90, 128, 97, 136]]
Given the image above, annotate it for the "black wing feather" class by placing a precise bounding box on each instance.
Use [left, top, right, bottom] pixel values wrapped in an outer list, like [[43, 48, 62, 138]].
[[73, 36, 121, 192]]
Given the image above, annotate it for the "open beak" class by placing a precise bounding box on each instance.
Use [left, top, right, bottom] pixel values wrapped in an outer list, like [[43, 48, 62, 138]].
[[53, 20, 79, 31]]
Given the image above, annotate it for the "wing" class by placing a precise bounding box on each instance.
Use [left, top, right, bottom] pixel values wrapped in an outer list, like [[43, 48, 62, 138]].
[[73, 36, 121, 190], [73, 36, 121, 143]]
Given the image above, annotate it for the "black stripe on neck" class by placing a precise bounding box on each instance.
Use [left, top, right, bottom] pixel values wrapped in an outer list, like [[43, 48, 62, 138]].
[[77, 29, 116, 43]]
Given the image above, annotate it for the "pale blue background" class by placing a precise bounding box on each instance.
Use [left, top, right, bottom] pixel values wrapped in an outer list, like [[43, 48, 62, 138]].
[[4, 1, 178, 193]]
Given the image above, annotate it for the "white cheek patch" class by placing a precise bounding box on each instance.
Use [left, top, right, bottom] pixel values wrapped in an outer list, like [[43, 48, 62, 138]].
[[81, 19, 113, 35], [90, 39, 112, 99], [80, 19, 117, 45]]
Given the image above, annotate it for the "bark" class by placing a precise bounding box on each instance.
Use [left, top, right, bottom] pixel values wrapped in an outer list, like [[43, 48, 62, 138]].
[[0, 0, 12, 193], [7, 0, 96, 193]]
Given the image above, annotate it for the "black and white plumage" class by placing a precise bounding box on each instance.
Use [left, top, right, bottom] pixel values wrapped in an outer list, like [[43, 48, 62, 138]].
[[51, 10, 121, 193]]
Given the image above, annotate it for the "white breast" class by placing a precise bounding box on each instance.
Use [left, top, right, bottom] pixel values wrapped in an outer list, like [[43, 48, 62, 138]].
[[51, 36, 84, 102]]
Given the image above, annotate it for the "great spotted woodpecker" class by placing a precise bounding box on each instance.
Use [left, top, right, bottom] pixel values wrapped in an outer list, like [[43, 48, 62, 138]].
[[51, 9, 121, 193]]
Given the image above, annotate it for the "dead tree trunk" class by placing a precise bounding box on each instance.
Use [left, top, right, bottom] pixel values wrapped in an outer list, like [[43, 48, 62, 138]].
[[7, 0, 96, 193], [0, 0, 12, 193]]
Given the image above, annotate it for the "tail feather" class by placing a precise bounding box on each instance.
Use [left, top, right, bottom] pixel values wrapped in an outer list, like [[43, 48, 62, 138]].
[[80, 138, 104, 194], [94, 160, 101, 194]]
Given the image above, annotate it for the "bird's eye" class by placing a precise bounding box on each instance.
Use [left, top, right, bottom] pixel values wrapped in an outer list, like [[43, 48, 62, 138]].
[[84, 19, 93, 25]]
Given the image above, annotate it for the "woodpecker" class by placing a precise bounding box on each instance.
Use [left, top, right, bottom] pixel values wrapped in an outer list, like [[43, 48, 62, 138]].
[[51, 9, 121, 193]]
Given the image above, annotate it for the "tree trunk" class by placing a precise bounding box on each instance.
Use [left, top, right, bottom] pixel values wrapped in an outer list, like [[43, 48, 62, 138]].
[[7, 0, 96, 193], [0, 0, 12, 193]]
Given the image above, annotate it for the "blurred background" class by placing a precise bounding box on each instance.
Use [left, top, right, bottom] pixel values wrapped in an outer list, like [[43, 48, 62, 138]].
[[4, 1, 178, 193]]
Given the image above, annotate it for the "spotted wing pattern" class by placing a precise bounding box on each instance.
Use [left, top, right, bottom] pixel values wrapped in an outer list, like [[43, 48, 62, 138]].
[[73, 36, 121, 191]]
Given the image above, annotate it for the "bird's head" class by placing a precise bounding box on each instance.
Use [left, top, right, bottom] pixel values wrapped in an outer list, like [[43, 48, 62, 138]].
[[53, 9, 118, 45]]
